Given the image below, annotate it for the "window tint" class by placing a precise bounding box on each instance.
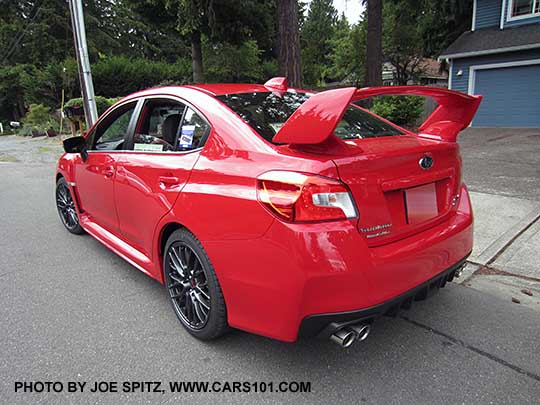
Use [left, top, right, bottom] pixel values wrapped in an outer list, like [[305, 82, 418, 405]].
[[134, 100, 186, 152], [178, 108, 210, 151], [216, 92, 402, 144], [92, 103, 136, 151], [216, 92, 309, 143], [334, 106, 403, 139]]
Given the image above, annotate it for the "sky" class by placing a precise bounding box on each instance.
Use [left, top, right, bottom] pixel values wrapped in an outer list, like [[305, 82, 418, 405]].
[[333, 0, 365, 24], [305, 0, 365, 25]]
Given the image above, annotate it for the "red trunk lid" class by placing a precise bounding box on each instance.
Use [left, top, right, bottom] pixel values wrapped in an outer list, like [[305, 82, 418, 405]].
[[333, 135, 462, 246]]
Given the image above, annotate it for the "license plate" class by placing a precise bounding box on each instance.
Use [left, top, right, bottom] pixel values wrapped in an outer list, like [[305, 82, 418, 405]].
[[405, 183, 438, 224]]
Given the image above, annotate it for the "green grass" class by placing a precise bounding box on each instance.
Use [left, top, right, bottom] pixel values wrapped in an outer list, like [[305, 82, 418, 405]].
[[0, 154, 18, 162], [38, 146, 53, 153]]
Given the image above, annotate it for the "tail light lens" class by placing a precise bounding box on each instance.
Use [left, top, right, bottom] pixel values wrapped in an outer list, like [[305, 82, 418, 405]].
[[256, 171, 357, 222]]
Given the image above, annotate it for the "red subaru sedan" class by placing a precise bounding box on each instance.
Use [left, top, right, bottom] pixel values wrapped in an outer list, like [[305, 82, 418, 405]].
[[56, 78, 481, 347]]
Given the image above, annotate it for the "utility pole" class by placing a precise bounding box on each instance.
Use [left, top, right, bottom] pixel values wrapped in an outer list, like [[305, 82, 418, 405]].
[[68, 0, 98, 128]]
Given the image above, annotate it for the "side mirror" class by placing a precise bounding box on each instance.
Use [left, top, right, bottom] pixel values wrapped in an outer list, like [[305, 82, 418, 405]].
[[63, 136, 88, 161]]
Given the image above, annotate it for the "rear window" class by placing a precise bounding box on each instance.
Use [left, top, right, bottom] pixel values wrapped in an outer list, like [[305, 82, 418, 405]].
[[216, 92, 403, 144]]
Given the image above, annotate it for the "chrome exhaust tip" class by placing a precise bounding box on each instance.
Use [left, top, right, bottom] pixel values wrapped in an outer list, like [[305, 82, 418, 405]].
[[455, 263, 466, 278], [329, 328, 356, 348], [349, 323, 371, 342]]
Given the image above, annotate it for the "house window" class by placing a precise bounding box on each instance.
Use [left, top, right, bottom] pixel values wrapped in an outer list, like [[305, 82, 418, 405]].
[[509, 0, 540, 18]]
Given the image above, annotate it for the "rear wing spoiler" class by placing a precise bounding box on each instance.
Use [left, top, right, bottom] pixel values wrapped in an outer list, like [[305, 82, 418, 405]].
[[273, 85, 482, 144]]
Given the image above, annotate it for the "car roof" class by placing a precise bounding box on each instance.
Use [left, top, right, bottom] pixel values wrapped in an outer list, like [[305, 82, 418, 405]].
[[115, 84, 278, 106], [185, 83, 276, 96]]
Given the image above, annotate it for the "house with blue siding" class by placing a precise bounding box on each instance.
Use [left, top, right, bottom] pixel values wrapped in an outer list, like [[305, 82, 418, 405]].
[[440, 0, 540, 127]]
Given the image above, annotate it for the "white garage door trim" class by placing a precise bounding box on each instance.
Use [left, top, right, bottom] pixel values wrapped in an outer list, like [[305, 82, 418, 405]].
[[468, 58, 540, 95]]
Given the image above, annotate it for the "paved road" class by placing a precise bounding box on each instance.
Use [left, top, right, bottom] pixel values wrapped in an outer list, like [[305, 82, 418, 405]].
[[459, 127, 540, 201], [1, 136, 539, 404]]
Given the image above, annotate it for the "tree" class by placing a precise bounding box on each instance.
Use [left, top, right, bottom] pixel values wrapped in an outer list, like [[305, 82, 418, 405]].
[[165, 0, 214, 83], [419, 0, 473, 57], [365, 0, 382, 87], [165, 0, 275, 83], [204, 40, 264, 83], [383, 0, 424, 85], [276, 0, 302, 87], [301, 0, 338, 85], [119, 0, 191, 62], [327, 15, 366, 86], [381, 0, 474, 85]]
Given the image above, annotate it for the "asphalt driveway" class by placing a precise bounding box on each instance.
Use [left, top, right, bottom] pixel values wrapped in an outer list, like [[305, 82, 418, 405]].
[[458, 127, 540, 201], [1, 133, 539, 404]]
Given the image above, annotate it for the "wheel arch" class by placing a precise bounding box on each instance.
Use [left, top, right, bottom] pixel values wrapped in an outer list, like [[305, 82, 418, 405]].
[[155, 221, 195, 283], [159, 222, 185, 259]]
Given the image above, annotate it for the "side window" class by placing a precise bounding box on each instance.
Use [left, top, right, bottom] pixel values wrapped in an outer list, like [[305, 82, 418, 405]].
[[178, 108, 210, 151], [92, 103, 136, 151], [133, 100, 186, 152]]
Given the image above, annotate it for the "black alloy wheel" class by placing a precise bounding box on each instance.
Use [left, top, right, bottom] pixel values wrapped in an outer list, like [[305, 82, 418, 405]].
[[164, 229, 228, 340], [56, 177, 84, 234]]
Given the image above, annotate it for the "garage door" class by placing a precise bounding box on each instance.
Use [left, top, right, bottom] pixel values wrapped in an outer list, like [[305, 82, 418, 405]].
[[473, 64, 540, 127]]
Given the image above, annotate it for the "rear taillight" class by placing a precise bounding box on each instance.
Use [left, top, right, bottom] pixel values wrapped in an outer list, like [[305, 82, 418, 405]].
[[256, 171, 357, 222]]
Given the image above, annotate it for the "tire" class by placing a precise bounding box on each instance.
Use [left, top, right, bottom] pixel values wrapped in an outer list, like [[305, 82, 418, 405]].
[[55, 177, 85, 235], [164, 228, 229, 340]]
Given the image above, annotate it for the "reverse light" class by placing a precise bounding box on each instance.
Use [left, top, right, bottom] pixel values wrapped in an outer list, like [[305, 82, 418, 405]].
[[256, 171, 357, 222]]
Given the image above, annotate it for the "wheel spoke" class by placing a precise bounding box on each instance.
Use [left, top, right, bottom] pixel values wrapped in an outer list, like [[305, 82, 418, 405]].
[[170, 286, 188, 300], [192, 295, 204, 323], [194, 291, 210, 310], [180, 246, 191, 271], [68, 210, 78, 225], [185, 293, 194, 322], [57, 198, 66, 209], [195, 286, 210, 301], [167, 243, 210, 329], [168, 250, 184, 277], [61, 187, 70, 203]]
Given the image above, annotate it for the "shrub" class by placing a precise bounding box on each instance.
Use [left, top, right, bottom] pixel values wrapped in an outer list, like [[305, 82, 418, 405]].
[[21, 104, 58, 135], [370, 95, 424, 127], [64, 96, 120, 116]]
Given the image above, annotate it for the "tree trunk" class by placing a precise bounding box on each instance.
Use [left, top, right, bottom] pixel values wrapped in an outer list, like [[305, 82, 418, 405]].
[[15, 93, 26, 121], [191, 30, 204, 83], [277, 0, 302, 88], [365, 0, 383, 87]]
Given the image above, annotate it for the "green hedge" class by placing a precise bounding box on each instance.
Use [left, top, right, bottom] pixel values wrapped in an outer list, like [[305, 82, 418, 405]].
[[91, 56, 191, 98], [64, 96, 120, 116], [371, 95, 424, 127], [3, 57, 192, 118]]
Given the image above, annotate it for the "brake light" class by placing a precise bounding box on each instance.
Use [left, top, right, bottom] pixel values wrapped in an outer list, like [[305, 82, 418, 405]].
[[256, 171, 357, 222]]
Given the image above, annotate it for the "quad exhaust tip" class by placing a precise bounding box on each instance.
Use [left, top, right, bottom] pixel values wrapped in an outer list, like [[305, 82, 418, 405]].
[[330, 323, 371, 347], [329, 329, 356, 348], [349, 323, 371, 342]]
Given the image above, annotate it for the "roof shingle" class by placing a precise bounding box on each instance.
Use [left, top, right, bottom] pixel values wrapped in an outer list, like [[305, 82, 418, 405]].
[[439, 24, 540, 59]]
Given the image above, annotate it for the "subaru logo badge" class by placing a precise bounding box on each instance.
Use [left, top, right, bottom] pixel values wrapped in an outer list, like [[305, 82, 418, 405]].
[[419, 155, 433, 170]]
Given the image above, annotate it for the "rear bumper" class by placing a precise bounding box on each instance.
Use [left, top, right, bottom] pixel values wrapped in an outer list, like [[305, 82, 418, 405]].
[[203, 184, 473, 342], [298, 254, 469, 339]]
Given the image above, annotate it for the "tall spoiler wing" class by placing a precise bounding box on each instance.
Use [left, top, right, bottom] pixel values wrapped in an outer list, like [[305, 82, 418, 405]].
[[273, 86, 482, 144]]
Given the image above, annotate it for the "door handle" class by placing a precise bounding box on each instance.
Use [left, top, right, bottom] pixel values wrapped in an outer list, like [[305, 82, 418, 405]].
[[159, 176, 180, 185], [103, 166, 115, 178]]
